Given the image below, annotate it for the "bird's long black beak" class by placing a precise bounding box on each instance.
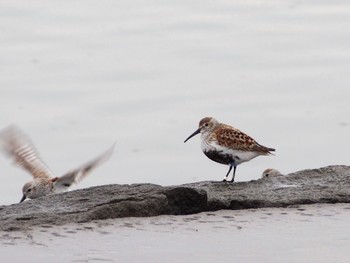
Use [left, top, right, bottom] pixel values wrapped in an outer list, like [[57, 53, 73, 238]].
[[19, 195, 26, 203], [184, 128, 201, 143]]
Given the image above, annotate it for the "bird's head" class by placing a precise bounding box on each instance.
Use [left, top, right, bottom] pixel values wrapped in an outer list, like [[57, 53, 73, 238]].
[[184, 117, 218, 143], [20, 181, 40, 202]]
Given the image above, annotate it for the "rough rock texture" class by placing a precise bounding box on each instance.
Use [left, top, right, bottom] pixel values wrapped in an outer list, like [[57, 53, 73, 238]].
[[0, 165, 350, 231], [184, 165, 350, 210]]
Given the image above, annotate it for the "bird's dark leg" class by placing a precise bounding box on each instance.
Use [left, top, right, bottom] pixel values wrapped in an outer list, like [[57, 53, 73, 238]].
[[230, 166, 237, 182], [223, 165, 233, 182]]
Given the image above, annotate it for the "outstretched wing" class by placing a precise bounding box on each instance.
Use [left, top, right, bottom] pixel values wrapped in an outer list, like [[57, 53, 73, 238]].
[[53, 143, 115, 192], [0, 125, 54, 179]]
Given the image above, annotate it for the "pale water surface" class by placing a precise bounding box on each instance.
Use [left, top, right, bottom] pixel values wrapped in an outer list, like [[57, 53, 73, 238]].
[[1, 204, 350, 262], [0, 0, 350, 206]]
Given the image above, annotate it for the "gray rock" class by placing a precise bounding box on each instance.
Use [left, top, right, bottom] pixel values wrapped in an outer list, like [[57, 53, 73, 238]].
[[0, 165, 349, 231], [184, 165, 350, 210]]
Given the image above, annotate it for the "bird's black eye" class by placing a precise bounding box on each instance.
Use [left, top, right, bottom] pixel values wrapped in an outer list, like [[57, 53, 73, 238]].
[[265, 174, 269, 177], [27, 189, 32, 192], [204, 123, 209, 127]]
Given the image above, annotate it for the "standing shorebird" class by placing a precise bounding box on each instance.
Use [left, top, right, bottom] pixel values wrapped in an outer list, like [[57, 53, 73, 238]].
[[0, 125, 115, 202], [184, 117, 275, 182]]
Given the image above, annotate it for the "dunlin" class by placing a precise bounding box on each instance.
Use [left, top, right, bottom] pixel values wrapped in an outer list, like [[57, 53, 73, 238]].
[[184, 117, 275, 182], [0, 125, 115, 202], [261, 168, 283, 178]]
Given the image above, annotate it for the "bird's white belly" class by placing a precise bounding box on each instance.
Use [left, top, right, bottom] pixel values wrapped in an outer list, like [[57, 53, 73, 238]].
[[201, 140, 260, 165]]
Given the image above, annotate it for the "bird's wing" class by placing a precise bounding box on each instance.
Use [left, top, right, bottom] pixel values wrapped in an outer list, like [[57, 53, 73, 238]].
[[215, 126, 272, 154], [53, 143, 115, 192], [0, 125, 54, 179]]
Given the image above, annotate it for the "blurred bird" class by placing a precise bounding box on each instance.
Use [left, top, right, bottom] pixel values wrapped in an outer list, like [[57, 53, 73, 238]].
[[0, 125, 115, 203]]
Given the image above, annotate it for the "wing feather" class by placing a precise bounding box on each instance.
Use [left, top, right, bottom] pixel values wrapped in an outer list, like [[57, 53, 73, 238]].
[[0, 125, 54, 179], [214, 126, 273, 154], [53, 143, 115, 191]]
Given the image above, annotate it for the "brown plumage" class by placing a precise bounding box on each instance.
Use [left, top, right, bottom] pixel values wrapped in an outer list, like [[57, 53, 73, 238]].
[[214, 125, 274, 154], [185, 117, 275, 182]]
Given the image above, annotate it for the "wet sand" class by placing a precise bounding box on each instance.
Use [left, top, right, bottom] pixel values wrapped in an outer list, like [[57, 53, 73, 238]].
[[1, 203, 349, 262]]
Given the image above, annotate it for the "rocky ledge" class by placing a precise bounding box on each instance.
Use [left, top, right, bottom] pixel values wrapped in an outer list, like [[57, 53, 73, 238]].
[[0, 165, 349, 231]]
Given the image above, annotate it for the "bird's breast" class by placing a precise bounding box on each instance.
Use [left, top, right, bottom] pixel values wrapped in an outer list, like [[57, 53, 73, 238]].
[[202, 142, 261, 165], [203, 150, 234, 165]]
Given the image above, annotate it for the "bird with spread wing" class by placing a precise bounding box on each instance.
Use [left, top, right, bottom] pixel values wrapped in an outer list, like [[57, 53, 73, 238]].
[[0, 125, 115, 203]]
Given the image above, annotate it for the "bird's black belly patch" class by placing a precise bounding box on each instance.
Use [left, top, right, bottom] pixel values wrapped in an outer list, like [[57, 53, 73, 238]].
[[204, 150, 236, 165]]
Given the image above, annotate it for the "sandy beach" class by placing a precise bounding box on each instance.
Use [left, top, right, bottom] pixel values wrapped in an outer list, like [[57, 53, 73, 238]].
[[1, 203, 349, 262]]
